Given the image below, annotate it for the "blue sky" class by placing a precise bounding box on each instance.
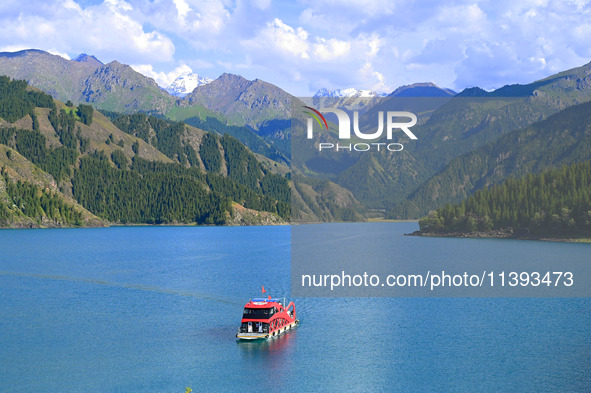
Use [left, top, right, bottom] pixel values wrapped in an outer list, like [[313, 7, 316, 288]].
[[1, 0, 590, 95]]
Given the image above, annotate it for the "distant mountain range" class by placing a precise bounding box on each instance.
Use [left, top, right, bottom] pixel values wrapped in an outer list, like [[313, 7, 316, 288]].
[[389, 82, 456, 97], [314, 83, 456, 98], [2, 48, 591, 222], [0, 49, 174, 113], [314, 88, 387, 98], [0, 50, 455, 168], [301, 60, 591, 219], [0, 57, 361, 225], [0, 50, 293, 163], [391, 99, 591, 218]]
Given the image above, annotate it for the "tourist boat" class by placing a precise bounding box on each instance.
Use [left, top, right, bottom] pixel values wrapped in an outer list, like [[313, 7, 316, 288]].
[[236, 292, 298, 340]]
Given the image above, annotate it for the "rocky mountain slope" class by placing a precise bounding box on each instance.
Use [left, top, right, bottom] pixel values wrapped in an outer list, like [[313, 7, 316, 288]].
[[0, 49, 177, 113]]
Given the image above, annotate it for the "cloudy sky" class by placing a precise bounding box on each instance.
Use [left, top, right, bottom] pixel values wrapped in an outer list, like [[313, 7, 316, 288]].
[[1, 0, 590, 95]]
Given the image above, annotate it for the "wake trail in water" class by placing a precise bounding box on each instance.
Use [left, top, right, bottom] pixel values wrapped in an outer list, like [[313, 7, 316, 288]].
[[0, 270, 243, 305]]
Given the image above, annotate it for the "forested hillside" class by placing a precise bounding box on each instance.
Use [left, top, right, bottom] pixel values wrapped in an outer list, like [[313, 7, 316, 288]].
[[418, 161, 591, 238], [183, 115, 289, 165], [329, 61, 591, 215], [0, 166, 82, 226], [0, 77, 290, 227], [390, 99, 591, 218]]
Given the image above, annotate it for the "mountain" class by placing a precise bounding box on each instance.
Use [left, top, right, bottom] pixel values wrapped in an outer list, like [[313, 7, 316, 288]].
[[182, 73, 293, 127], [0, 50, 296, 164], [72, 53, 103, 66], [313, 83, 455, 98], [81, 60, 175, 113], [0, 50, 293, 131], [291, 175, 366, 223], [0, 49, 101, 103], [389, 82, 456, 97], [328, 60, 591, 214], [0, 49, 177, 113], [166, 73, 213, 97], [389, 99, 591, 218], [0, 76, 290, 226], [177, 73, 295, 159], [5, 48, 591, 223], [313, 88, 386, 98]]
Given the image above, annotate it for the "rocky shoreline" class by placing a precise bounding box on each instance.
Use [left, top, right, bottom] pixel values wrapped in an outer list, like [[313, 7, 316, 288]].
[[0, 203, 286, 229], [406, 228, 524, 239], [405, 228, 590, 242]]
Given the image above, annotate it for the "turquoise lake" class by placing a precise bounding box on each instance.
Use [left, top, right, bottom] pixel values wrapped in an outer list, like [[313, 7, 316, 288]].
[[0, 223, 589, 392]]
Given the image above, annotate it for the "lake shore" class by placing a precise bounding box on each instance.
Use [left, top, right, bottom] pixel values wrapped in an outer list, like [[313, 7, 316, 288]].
[[406, 229, 591, 243]]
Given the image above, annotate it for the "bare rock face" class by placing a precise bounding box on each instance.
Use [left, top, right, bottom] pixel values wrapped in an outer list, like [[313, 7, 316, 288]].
[[227, 203, 286, 226]]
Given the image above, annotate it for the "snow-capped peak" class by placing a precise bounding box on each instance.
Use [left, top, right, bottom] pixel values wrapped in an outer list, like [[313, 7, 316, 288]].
[[166, 73, 213, 97]]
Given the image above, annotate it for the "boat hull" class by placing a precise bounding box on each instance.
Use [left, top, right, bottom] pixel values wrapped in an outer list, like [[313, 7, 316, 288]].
[[236, 320, 299, 340]]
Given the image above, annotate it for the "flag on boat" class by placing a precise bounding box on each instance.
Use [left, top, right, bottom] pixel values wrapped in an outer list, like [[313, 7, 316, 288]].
[[268, 295, 271, 300], [262, 285, 266, 293]]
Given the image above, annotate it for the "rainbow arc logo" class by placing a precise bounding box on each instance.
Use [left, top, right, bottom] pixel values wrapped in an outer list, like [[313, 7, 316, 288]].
[[302, 106, 328, 136]]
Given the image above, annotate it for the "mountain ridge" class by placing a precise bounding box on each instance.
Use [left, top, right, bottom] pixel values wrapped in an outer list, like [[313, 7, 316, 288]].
[[3, 48, 591, 223], [72, 53, 103, 66], [0, 76, 293, 226], [313, 87, 387, 98], [390, 82, 456, 97], [317, 60, 591, 214], [389, 99, 591, 218]]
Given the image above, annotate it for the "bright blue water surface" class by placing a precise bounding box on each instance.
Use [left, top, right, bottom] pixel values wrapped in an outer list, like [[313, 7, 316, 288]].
[[0, 223, 589, 392]]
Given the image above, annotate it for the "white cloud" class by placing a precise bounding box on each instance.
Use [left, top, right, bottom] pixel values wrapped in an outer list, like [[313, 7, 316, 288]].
[[105, 0, 133, 12], [0, 0, 590, 95], [62, 0, 82, 12], [243, 18, 380, 64], [434, 4, 488, 34], [0, 0, 175, 65], [360, 62, 387, 92], [243, 18, 310, 59], [312, 38, 351, 61], [133, 0, 231, 48], [173, 0, 190, 21], [47, 49, 71, 60]]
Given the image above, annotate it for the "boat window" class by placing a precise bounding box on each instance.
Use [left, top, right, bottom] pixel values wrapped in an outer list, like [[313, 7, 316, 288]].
[[243, 307, 272, 319], [240, 322, 269, 333]]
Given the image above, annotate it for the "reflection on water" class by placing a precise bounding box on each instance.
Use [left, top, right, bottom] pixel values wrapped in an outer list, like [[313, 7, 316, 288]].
[[236, 327, 298, 391], [237, 326, 298, 356]]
